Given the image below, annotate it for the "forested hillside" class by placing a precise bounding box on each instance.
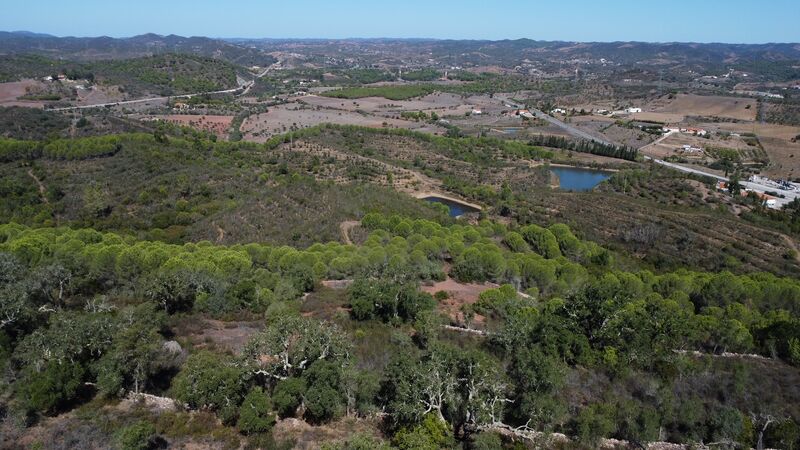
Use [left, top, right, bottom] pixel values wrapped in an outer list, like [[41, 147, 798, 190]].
[[0, 53, 241, 96], [0, 130, 449, 245], [3, 10, 800, 447], [1, 213, 799, 448], [0, 123, 799, 449], [0, 32, 276, 67]]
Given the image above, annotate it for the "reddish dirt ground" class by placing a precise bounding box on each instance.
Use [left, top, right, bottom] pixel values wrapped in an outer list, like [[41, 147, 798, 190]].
[[155, 114, 234, 137], [421, 278, 494, 327], [0, 80, 46, 108]]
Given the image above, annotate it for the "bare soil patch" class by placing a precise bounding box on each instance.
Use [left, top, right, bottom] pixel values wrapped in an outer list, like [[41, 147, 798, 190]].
[[155, 115, 234, 137], [240, 103, 429, 142], [630, 111, 685, 123], [185, 319, 263, 355], [421, 278, 495, 326], [272, 417, 383, 450], [299, 92, 470, 114], [650, 94, 757, 121], [0, 79, 46, 108], [74, 84, 125, 106]]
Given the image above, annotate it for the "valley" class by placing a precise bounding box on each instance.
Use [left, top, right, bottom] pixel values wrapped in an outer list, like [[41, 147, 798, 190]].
[[1, 26, 800, 450]]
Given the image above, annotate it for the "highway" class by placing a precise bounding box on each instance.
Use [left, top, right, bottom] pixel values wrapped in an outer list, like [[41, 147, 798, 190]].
[[500, 98, 614, 147], [529, 108, 615, 147]]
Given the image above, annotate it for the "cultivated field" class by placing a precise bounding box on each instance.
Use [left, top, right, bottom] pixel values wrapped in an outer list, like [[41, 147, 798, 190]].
[[707, 122, 800, 179], [240, 103, 440, 141], [0, 80, 45, 108], [154, 114, 234, 137], [649, 94, 757, 121], [299, 92, 474, 115], [630, 111, 686, 123]]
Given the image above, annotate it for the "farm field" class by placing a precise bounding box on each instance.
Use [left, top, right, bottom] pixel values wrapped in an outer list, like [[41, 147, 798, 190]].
[[299, 92, 475, 114], [239, 103, 440, 141], [0, 80, 46, 108], [649, 94, 758, 121], [630, 111, 686, 123], [705, 122, 800, 179]]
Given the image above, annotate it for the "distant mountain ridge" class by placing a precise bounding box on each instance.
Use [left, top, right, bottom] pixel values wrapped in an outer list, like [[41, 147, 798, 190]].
[[0, 31, 275, 66], [2, 32, 798, 79], [228, 36, 800, 60]]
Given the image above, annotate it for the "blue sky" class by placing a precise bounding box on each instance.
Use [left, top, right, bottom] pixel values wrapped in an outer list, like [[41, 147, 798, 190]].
[[2, 0, 798, 43]]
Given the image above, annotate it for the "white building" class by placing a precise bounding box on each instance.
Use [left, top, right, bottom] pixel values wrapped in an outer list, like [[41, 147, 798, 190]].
[[626, 107, 642, 114]]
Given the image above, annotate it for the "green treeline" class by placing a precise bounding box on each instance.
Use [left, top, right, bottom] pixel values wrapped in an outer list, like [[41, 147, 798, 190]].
[[265, 123, 554, 162], [0, 131, 264, 163], [0, 53, 239, 96], [2, 212, 800, 447], [321, 76, 534, 101], [0, 135, 122, 162], [528, 134, 639, 161], [323, 84, 438, 101], [2, 214, 800, 447]]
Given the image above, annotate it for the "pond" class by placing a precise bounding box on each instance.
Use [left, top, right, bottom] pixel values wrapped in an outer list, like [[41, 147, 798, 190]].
[[423, 196, 480, 217], [550, 166, 612, 192]]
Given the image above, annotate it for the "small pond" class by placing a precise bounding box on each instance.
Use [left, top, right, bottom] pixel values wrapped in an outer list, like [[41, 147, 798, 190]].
[[551, 167, 612, 192], [423, 196, 480, 217]]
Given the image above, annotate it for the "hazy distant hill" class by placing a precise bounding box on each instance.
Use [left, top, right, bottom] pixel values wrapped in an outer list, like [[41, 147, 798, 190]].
[[0, 32, 276, 67], [231, 37, 800, 62], [233, 37, 800, 80]]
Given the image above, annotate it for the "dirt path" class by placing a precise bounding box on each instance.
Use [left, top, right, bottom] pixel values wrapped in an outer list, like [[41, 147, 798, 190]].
[[339, 220, 359, 245], [214, 224, 225, 243], [638, 130, 673, 152], [411, 192, 483, 210], [780, 233, 800, 263], [26, 169, 49, 205]]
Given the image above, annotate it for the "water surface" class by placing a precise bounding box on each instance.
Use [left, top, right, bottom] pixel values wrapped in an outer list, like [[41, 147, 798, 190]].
[[551, 167, 611, 192], [423, 196, 480, 217]]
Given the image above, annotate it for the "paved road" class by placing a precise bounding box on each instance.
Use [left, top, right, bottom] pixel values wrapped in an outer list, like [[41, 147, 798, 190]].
[[48, 85, 246, 112], [529, 108, 616, 147], [651, 157, 799, 207], [500, 98, 615, 146], [52, 60, 284, 110], [639, 132, 799, 207]]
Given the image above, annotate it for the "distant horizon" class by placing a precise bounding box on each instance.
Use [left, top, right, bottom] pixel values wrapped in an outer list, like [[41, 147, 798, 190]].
[[3, 30, 799, 46], [1, 0, 798, 44]]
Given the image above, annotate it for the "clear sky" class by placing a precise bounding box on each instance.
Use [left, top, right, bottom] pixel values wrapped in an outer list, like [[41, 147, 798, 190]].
[[2, 0, 798, 43]]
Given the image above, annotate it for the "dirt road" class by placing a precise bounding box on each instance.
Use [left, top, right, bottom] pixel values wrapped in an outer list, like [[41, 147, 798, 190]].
[[339, 221, 359, 245], [26, 169, 49, 205]]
